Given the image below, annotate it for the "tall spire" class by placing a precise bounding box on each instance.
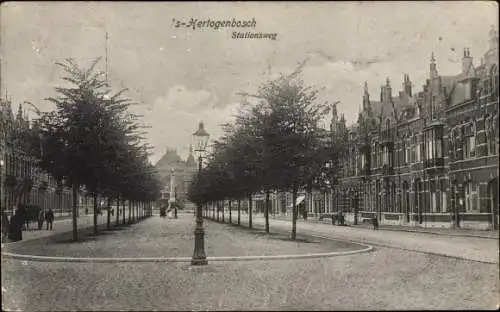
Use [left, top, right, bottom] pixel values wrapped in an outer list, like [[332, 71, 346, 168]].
[[489, 24, 498, 51], [403, 74, 412, 97], [430, 52, 438, 78]]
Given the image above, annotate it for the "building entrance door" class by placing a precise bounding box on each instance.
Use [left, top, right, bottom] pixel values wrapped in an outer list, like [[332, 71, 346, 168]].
[[488, 178, 498, 230]]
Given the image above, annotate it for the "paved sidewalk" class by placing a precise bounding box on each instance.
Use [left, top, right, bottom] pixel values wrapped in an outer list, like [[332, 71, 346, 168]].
[[208, 212, 498, 263], [244, 215, 499, 264], [2, 213, 124, 246], [245, 213, 499, 239]]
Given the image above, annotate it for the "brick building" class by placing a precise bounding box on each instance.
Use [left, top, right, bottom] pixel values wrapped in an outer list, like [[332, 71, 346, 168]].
[[0, 99, 73, 215], [244, 28, 498, 230], [331, 27, 499, 229]]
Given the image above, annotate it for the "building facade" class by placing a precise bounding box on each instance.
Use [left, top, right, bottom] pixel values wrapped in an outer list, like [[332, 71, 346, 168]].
[[0, 99, 73, 215], [330, 28, 499, 229], [243, 28, 498, 230]]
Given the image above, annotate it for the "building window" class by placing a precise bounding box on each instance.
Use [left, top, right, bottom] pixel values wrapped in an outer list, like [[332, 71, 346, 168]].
[[436, 137, 442, 158], [464, 135, 475, 158], [441, 189, 447, 213], [426, 132, 434, 160], [416, 141, 421, 162], [411, 142, 415, 163], [405, 139, 410, 164], [465, 181, 479, 212], [431, 191, 437, 213], [384, 146, 387, 166]]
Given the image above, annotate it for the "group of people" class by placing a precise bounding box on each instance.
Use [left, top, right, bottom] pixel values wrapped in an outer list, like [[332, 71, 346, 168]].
[[1, 207, 56, 243], [37, 208, 55, 230]]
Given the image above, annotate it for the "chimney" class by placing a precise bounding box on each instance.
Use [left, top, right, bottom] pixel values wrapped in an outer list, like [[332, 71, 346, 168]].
[[402, 74, 412, 97], [462, 48, 473, 76]]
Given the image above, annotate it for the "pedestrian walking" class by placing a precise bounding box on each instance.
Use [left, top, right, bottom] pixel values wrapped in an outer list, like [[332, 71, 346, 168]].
[[45, 208, 54, 230], [372, 216, 379, 230], [1, 212, 10, 242], [338, 210, 345, 226], [37, 210, 45, 230], [8, 209, 23, 241]]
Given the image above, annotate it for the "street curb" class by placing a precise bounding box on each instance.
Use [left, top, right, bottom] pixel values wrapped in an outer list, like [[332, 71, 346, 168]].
[[0, 245, 374, 263], [243, 218, 499, 265], [378, 227, 499, 240], [1, 220, 374, 263], [304, 231, 499, 265], [268, 216, 498, 240]]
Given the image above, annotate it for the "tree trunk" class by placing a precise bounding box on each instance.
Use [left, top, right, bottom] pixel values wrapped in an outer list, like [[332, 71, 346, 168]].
[[222, 200, 225, 223], [216, 202, 219, 222], [354, 195, 358, 225], [237, 200, 241, 225], [115, 194, 120, 227], [265, 190, 270, 233], [128, 200, 132, 224], [248, 194, 253, 229], [72, 184, 79, 242], [93, 192, 98, 235], [132, 200, 135, 222], [229, 200, 232, 224], [107, 197, 111, 229], [291, 188, 298, 241], [122, 199, 126, 224]]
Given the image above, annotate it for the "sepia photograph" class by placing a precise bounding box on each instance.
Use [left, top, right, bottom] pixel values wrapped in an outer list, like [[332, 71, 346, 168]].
[[0, 1, 499, 311]]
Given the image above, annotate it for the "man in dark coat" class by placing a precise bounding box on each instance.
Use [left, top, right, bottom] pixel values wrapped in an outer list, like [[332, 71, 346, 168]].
[[37, 210, 45, 230], [45, 208, 54, 230], [8, 209, 23, 241]]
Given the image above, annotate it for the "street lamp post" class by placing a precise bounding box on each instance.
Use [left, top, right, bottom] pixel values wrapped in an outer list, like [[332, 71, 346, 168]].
[[192, 121, 209, 266]]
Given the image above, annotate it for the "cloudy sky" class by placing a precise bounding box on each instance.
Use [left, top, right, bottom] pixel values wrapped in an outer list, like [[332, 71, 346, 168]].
[[1, 1, 498, 163]]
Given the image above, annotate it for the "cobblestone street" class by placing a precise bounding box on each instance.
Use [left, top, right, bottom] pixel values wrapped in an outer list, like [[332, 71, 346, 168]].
[[2, 214, 499, 311]]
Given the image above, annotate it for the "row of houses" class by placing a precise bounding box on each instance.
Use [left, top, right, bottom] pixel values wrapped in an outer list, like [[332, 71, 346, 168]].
[[0, 99, 101, 216], [243, 27, 498, 230]]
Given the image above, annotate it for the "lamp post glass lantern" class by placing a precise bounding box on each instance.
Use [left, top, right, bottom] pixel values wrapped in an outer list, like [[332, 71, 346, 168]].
[[191, 121, 209, 265]]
